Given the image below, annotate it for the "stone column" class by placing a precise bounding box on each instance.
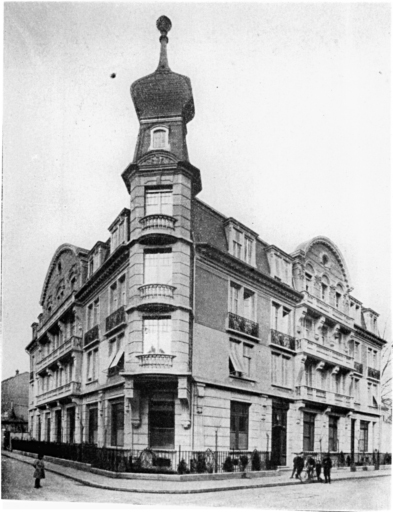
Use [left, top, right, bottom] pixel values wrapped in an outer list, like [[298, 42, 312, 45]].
[[97, 392, 105, 447]]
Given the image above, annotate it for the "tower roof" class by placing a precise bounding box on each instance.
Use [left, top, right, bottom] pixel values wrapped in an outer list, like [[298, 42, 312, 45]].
[[131, 16, 195, 124]]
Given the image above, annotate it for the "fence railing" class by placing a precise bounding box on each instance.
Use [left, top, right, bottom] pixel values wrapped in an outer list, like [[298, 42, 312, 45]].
[[105, 306, 126, 333], [354, 361, 363, 374], [10, 440, 277, 474], [367, 367, 380, 380], [302, 451, 392, 467], [228, 312, 259, 338], [270, 329, 295, 350], [84, 325, 99, 347]]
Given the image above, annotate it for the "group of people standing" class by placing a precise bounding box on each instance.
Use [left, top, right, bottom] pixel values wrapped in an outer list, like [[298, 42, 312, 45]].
[[290, 453, 333, 483]]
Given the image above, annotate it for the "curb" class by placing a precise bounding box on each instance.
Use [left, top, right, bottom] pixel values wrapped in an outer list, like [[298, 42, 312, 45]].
[[2, 452, 391, 495]]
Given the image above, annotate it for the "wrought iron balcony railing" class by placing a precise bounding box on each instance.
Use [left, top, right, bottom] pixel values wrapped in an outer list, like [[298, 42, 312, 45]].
[[105, 306, 126, 333], [36, 336, 82, 372], [84, 325, 99, 347], [139, 214, 176, 231], [228, 312, 259, 338], [367, 367, 380, 380], [36, 381, 81, 405], [354, 361, 363, 374], [136, 353, 175, 368], [270, 329, 295, 351], [139, 284, 176, 299]]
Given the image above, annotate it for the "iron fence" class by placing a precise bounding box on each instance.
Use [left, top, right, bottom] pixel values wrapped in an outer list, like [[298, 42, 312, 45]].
[[302, 451, 392, 467], [10, 439, 276, 474]]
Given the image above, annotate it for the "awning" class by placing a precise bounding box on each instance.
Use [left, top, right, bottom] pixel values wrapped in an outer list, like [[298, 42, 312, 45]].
[[109, 349, 125, 369], [229, 344, 244, 373]]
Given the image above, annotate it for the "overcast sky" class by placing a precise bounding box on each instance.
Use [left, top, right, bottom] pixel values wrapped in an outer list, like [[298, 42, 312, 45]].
[[2, 2, 391, 380]]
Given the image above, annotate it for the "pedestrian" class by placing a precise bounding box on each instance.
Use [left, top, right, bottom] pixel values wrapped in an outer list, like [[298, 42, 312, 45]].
[[315, 459, 322, 482], [295, 452, 304, 480], [33, 454, 45, 489], [290, 454, 299, 478], [322, 453, 332, 484], [306, 455, 316, 480]]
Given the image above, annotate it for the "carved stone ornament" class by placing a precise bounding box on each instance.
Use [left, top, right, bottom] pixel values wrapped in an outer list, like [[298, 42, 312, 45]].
[[178, 377, 191, 429], [331, 366, 340, 375], [140, 154, 176, 166], [316, 361, 325, 371]]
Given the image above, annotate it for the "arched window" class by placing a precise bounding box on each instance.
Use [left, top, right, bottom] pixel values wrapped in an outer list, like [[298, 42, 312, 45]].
[[305, 263, 314, 294], [335, 284, 343, 310], [149, 127, 170, 151]]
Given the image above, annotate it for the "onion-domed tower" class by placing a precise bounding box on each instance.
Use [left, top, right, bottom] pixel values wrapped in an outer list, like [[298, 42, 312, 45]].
[[121, 17, 201, 451]]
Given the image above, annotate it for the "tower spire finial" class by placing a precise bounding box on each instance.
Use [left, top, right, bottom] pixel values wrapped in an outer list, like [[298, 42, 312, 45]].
[[156, 16, 172, 71]]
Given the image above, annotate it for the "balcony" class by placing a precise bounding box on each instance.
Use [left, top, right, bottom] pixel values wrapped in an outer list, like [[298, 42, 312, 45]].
[[302, 292, 353, 327], [137, 284, 176, 311], [36, 381, 81, 406], [36, 336, 82, 373], [228, 312, 259, 339], [105, 306, 126, 334], [139, 214, 177, 244], [296, 338, 353, 370], [270, 329, 295, 351], [84, 325, 100, 347], [296, 385, 354, 408], [354, 361, 363, 374], [367, 367, 380, 380], [136, 353, 175, 369]]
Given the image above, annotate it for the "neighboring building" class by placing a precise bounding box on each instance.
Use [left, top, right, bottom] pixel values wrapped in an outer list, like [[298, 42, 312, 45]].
[[2, 370, 29, 434], [26, 17, 387, 465]]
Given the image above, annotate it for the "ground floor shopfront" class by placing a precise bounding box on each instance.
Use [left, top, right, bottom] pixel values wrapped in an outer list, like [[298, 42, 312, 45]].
[[28, 380, 383, 467]]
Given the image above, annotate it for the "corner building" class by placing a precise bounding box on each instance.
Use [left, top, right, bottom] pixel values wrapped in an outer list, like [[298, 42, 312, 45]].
[[26, 17, 386, 467]]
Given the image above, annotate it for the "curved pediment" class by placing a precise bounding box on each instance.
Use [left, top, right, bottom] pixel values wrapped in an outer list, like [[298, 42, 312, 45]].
[[293, 236, 351, 290], [40, 244, 88, 308]]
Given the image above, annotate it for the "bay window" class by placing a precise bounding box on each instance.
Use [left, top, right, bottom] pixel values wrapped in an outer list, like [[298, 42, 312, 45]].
[[143, 317, 171, 354], [145, 186, 173, 216], [144, 249, 172, 284]]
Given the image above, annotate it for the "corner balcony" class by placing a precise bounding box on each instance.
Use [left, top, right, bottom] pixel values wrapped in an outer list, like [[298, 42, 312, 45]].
[[139, 214, 177, 244], [227, 312, 259, 340], [296, 338, 354, 370], [84, 325, 100, 347], [367, 367, 380, 380], [296, 385, 354, 409], [270, 329, 296, 351], [36, 381, 81, 406], [36, 336, 82, 373], [105, 306, 126, 335], [136, 353, 176, 369], [137, 284, 176, 311]]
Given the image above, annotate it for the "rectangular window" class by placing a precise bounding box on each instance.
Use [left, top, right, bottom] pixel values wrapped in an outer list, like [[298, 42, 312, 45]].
[[303, 413, 315, 452], [328, 416, 338, 452], [244, 237, 253, 264], [145, 187, 173, 216], [119, 276, 126, 306], [46, 417, 51, 442], [282, 308, 291, 334], [243, 289, 255, 320], [144, 250, 172, 284], [93, 299, 99, 327], [359, 421, 369, 452], [305, 363, 313, 387], [273, 303, 280, 331], [230, 401, 249, 450], [110, 401, 124, 447], [149, 393, 175, 449], [88, 407, 98, 445], [272, 302, 292, 335], [87, 349, 98, 381], [304, 317, 313, 339], [354, 342, 360, 361], [230, 283, 241, 315], [272, 353, 292, 387], [354, 379, 360, 403], [243, 344, 252, 377], [110, 282, 118, 313], [143, 317, 171, 354], [233, 229, 243, 259]]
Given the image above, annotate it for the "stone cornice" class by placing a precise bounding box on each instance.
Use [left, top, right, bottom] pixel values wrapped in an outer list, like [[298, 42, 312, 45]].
[[196, 243, 303, 303], [76, 243, 129, 303], [354, 324, 387, 346]]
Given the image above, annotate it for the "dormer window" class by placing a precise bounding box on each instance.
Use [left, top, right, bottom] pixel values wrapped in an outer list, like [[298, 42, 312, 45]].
[[233, 229, 243, 259], [149, 127, 170, 151], [225, 221, 256, 267]]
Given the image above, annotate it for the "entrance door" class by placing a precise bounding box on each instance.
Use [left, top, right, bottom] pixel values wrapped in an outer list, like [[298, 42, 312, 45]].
[[67, 408, 75, 443], [55, 410, 62, 443], [351, 419, 356, 459], [271, 405, 287, 467]]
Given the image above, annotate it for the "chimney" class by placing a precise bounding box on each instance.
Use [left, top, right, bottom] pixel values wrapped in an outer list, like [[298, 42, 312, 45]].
[[15, 370, 19, 376]]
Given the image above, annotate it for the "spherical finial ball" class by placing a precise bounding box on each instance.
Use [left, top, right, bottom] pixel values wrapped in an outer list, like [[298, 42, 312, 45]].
[[157, 16, 172, 36]]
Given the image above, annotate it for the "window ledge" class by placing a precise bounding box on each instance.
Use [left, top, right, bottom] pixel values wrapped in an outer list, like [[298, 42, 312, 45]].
[[86, 379, 99, 386], [272, 384, 293, 391], [227, 328, 260, 343], [229, 375, 257, 384]]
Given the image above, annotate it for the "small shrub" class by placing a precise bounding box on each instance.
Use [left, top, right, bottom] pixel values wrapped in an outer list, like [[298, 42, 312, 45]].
[[251, 450, 261, 471], [177, 459, 188, 475], [223, 456, 234, 472], [206, 462, 214, 473], [196, 453, 207, 473]]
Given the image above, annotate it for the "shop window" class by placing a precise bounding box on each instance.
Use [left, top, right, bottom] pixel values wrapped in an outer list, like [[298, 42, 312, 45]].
[[149, 393, 174, 449], [303, 413, 315, 452], [328, 416, 338, 452], [88, 406, 98, 445], [110, 400, 124, 447]]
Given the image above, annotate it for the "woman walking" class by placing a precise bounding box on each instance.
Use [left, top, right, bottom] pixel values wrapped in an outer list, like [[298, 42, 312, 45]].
[[33, 454, 45, 489]]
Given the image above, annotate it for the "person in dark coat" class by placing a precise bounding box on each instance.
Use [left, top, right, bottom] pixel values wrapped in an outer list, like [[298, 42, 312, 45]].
[[315, 459, 322, 482], [295, 453, 304, 479], [322, 453, 332, 483], [33, 454, 45, 489], [290, 454, 299, 478], [306, 456, 316, 480]]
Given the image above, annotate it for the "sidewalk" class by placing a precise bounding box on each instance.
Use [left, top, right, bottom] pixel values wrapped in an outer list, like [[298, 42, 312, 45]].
[[2, 450, 390, 495]]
